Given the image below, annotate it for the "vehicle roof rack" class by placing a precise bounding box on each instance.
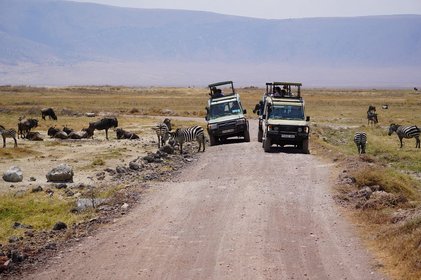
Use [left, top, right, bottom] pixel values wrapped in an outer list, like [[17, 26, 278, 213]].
[[208, 81, 236, 99], [208, 81, 234, 88], [266, 82, 302, 98]]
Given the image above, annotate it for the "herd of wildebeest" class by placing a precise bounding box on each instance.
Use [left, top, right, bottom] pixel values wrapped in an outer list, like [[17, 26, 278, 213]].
[[0, 107, 204, 155], [0, 107, 143, 148]]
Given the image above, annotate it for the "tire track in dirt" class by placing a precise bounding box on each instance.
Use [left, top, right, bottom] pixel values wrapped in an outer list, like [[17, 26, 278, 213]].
[[20, 120, 386, 280]]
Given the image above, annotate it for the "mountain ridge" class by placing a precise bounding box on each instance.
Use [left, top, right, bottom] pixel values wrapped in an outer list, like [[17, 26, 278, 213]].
[[0, 0, 420, 86]]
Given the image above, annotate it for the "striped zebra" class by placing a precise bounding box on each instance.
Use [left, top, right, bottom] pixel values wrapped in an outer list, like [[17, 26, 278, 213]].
[[170, 125, 205, 154], [367, 105, 378, 126], [152, 118, 172, 148], [388, 124, 420, 148], [353, 132, 367, 154], [0, 125, 18, 148]]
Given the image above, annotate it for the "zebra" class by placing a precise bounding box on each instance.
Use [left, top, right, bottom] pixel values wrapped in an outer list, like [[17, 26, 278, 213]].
[[152, 118, 172, 148], [353, 132, 367, 154], [388, 124, 420, 148], [0, 125, 18, 148], [170, 125, 205, 154], [367, 105, 378, 126]]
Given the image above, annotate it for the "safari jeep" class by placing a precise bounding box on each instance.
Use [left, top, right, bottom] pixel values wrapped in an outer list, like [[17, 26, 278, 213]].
[[261, 82, 310, 153], [205, 81, 250, 146]]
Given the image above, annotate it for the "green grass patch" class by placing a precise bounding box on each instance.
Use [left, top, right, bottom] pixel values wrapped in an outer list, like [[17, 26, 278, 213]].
[[91, 158, 106, 167], [352, 167, 421, 200], [0, 192, 93, 243]]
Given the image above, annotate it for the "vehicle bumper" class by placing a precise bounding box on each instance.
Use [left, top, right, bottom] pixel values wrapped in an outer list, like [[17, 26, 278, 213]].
[[208, 123, 248, 138], [266, 131, 309, 144]]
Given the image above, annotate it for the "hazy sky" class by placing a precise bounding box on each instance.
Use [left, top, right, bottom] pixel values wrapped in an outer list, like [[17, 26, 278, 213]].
[[70, 0, 421, 19]]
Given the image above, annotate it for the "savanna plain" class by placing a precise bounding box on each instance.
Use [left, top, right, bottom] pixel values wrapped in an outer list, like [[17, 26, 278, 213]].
[[1, 86, 421, 279]]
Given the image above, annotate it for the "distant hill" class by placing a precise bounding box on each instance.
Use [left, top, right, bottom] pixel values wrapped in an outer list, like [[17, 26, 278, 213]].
[[0, 0, 420, 87]]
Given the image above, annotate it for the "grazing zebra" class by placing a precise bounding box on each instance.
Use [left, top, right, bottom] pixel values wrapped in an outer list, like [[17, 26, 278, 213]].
[[0, 125, 18, 148], [170, 125, 205, 154], [152, 118, 172, 148], [388, 124, 420, 148], [353, 132, 367, 154], [367, 105, 378, 126]]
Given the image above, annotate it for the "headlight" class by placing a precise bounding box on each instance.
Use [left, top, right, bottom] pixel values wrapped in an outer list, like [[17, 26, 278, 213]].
[[305, 126, 309, 133], [208, 124, 218, 130], [236, 118, 246, 125]]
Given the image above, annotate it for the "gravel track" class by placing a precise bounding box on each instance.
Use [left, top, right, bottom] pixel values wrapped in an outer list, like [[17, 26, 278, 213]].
[[22, 120, 386, 280]]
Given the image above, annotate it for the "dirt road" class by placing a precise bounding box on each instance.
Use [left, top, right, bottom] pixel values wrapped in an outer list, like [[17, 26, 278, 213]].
[[22, 121, 386, 280]]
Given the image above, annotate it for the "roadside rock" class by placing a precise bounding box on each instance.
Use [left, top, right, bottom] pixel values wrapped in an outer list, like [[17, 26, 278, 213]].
[[0, 256, 10, 272], [52, 222, 67, 231], [159, 145, 174, 155], [74, 198, 108, 212], [362, 191, 408, 210], [46, 164, 74, 183], [2, 166, 23, 183], [129, 161, 143, 171], [31, 186, 43, 193]]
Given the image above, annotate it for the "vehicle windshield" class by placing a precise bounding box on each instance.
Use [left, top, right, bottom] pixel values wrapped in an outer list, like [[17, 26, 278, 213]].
[[269, 105, 304, 120], [209, 101, 242, 119]]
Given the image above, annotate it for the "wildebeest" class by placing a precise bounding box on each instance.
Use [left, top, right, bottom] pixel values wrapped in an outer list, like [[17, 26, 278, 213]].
[[63, 126, 74, 135], [18, 118, 38, 139], [41, 108, 57, 120], [25, 131, 44, 141], [116, 128, 139, 140], [88, 117, 118, 140], [48, 126, 93, 140]]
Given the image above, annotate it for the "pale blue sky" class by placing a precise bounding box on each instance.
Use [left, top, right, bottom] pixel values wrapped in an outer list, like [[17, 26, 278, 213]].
[[70, 0, 421, 19]]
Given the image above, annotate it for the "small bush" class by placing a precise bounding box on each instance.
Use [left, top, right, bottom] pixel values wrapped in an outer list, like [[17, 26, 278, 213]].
[[353, 167, 420, 201], [91, 158, 105, 166]]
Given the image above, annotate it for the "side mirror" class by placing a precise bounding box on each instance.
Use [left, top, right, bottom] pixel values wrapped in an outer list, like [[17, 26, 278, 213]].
[[205, 115, 209, 121], [243, 109, 247, 114], [306, 116, 310, 121]]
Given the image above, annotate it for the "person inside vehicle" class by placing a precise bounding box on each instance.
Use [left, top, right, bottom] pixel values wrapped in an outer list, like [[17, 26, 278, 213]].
[[273, 86, 283, 97], [281, 85, 288, 96], [213, 88, 224, 98]]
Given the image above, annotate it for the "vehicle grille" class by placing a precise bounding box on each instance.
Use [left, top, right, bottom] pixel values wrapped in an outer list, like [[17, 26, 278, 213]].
[[218, 121, 237, 129], [277, 125, 297, 132]]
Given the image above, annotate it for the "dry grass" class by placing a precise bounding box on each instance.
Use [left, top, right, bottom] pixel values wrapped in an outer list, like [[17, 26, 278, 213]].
[[1, 86, 421, 278]]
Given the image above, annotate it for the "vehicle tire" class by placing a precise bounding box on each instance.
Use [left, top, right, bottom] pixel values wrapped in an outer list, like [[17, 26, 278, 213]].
[[257, 128, 263, 142], [209, 134, 217, 146], [244, 129, 250, 142], [263, 138, 271, 152], [302, 139, 309, 154]]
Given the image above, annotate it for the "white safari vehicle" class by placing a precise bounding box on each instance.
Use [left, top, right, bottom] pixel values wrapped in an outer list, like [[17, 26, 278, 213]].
[[205, 81, 250, 146], [260, 82, 310, 153]]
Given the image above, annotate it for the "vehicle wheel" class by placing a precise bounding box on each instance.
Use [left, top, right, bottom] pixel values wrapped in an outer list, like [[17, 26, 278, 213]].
[[302, 139, 309, 154], [257, 128, 263, 142], [244, 129, 250, 142], [209, 134, 216, 146], [263, 138, 271, 152]]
